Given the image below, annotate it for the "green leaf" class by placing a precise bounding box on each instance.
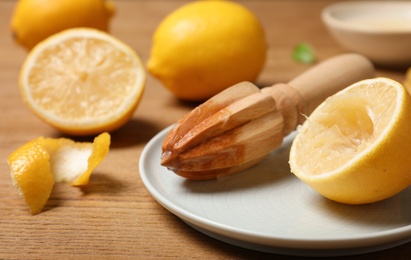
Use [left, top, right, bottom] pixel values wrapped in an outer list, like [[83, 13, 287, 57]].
[[293, 43, 315, 64]]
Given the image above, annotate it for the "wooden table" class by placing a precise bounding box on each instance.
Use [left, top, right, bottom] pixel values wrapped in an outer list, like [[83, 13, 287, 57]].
[[1, 1, 410, 259]]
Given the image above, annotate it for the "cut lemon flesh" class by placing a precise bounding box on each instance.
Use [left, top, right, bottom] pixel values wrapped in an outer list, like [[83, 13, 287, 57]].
[[297, 87, 394, 174], [7, 133, 110, 214], [289, 78, 411, 204], [19, 28, 145, 136]]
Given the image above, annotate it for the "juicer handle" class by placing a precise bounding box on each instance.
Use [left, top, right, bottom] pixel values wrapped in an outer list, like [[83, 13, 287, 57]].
[[262, 53, 375, 135]]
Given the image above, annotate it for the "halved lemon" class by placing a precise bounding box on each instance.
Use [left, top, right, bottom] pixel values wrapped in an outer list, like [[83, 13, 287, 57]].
[[289, 77, 411, 204], [19, 28, 145, 136], [7, 132, 110, 214]]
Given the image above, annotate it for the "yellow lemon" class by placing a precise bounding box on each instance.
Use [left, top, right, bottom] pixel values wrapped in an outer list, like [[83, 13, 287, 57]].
[[10, 0, 115, 50], [7, 133, 110, 214], [7, 138, 54, 215], [147, 0, 267, 101], [43, 132, 111, 186], [403, 67, 411, 94], [19, 28, 146, 136], [289, 78, 411, 205]]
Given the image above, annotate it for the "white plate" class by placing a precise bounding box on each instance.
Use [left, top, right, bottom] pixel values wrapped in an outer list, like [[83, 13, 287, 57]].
[[139, 126, 411, 257]]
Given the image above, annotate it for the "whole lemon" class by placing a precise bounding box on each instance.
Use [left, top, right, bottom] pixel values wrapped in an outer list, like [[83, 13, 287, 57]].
[[147, 0, 267, 101], [10, 0, 115, 50]]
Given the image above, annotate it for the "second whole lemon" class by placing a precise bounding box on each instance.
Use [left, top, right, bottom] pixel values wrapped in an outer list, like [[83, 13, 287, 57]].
[[10, 0, 115, 50], [147, 0, 267, 101]]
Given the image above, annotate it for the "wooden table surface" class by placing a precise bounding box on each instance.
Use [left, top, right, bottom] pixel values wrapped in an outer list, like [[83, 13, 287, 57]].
[[1, 1, 410, 259]]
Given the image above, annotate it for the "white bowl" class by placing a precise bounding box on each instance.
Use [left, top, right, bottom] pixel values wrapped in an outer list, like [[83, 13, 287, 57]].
[[322, 1, 411, 67]]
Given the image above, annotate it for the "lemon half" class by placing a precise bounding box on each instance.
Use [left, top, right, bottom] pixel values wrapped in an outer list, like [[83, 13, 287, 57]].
[[19, 28, 145, 136], [289, 78, 411, 204]]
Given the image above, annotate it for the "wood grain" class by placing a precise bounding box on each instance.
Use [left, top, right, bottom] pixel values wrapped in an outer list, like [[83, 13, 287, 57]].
[[0, 1, 409, 259]]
